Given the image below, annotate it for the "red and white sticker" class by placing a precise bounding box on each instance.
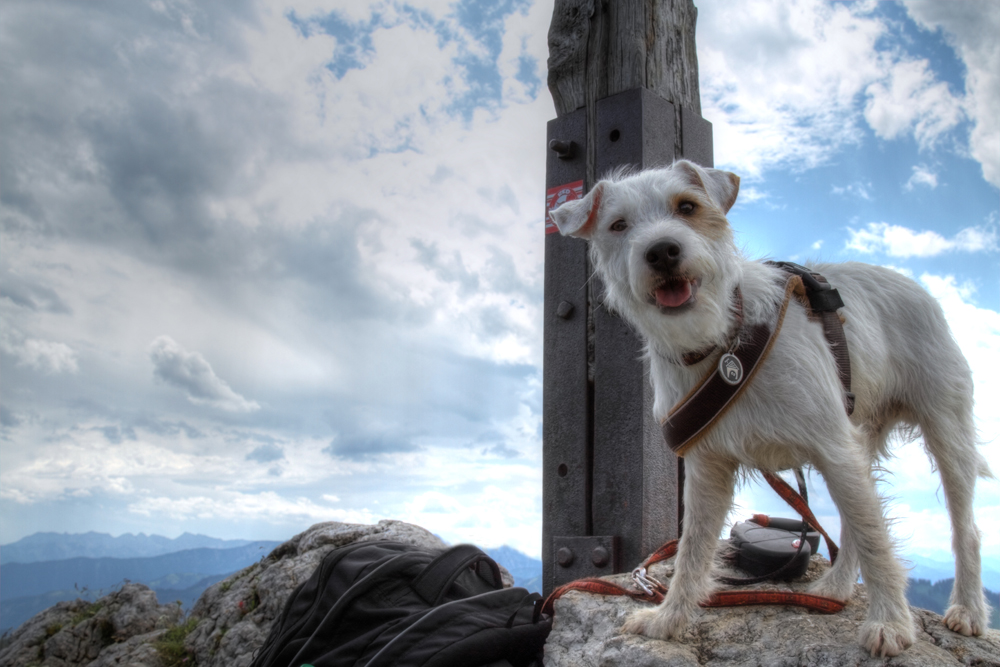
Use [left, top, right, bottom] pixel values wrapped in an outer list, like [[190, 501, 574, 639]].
[[545, 180, 584, 235]]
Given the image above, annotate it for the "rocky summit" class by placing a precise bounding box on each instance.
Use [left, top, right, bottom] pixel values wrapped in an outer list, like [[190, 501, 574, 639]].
[[0, 583, 183, 667], [0, 520, 447, 667], [1, 521, 997, 667], [543, 548, 1000, 666]]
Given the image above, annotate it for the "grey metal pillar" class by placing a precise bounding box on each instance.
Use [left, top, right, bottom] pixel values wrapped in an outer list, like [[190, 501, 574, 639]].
[[542, 89, 714, 593]]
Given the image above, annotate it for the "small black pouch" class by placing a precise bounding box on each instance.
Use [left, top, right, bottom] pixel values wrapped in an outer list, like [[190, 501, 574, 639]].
[[729, 517, 821, 581]]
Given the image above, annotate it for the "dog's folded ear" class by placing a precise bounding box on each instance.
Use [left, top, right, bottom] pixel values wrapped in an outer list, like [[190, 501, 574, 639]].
[[674, 160, 741, 214], [550, 183, 603, 239]]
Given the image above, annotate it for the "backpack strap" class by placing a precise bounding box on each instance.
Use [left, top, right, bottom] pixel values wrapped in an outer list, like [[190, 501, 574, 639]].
[[412, 544, 503, 606]]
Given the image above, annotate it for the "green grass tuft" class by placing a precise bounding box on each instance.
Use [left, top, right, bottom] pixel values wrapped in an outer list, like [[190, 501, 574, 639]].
[[154, 617, 199, 667], [71, 602, 104, 626]]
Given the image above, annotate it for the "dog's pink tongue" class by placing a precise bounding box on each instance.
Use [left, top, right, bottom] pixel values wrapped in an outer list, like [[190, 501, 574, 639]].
[[655, 281, 692, 308]]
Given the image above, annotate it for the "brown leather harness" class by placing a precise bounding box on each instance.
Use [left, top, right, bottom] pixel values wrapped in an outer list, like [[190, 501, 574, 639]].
[[663, 262, 854, 457]]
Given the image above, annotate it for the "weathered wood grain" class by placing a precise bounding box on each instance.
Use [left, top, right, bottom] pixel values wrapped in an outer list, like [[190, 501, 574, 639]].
[[547, 0, 701, 116]]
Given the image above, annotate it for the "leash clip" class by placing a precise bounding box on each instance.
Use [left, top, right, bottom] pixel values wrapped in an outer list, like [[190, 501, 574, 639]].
[[631, 566, 663, 597]]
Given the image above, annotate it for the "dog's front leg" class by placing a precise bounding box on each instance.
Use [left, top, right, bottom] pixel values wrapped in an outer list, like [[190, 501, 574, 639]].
[[621, 454, 738, 641]]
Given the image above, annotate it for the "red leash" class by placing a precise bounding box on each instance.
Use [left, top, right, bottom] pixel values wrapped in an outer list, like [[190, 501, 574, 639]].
[[541, 473, 845, 618], [540, 538, 844, 617], [761, 471, 839, 563]]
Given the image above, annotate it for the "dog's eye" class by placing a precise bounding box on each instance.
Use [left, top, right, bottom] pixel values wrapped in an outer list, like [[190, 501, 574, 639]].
[[677, 201, 697, 215], [610, 220, 628, 232]]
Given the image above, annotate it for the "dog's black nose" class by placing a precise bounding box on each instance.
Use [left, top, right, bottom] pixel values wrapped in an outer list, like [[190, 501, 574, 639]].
[[645, 240, 682, 272]]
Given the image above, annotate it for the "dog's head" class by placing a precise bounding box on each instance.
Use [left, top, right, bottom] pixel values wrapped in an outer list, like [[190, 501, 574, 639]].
[[550, 160, 742, 349]]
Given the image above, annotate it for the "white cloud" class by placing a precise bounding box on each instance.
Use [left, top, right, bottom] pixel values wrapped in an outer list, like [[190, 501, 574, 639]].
[[904, 164, 938, 191], [864, 58, 963, 149], [831, 181, 873, 200], [17, 338, 79, 374], [882, 265, 916, 280], [149, 336, 260, 412], [697, 0, 993, 184], [902, 0, 1000, 188], [698, 0, 885, 176], [398, 480, 542, 557], [0, 433, 193, 504], [736, 186, 769, 204], [846, 221, 998, 257], [128, 491, 374, 524], [2, 0, 992, 560], [0, 327, 79, 374]]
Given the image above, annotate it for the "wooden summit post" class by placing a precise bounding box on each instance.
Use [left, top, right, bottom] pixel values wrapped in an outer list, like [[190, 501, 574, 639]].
[[542, 0, 713, 593]]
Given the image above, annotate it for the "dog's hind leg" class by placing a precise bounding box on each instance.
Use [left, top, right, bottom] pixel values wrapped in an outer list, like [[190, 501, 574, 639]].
[[920, 403, 991, 636], [807, 418, 890, 603], [621, 455, 739, 640], [812, 433, 915, 657], [807, 514, 859, 602]]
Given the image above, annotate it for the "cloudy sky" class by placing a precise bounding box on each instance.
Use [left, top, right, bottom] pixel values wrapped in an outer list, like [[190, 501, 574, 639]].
[[1, 0, 997, 564]]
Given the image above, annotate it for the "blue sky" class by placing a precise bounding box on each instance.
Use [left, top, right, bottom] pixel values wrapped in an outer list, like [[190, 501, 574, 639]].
[[1, 0, 997, 567]]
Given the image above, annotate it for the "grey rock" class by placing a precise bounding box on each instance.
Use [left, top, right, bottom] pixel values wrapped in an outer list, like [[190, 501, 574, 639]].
[[87, 629, 169, 667], [0, 583, 182, 667], [0, 520, 445, 667], [543, 551, 1000, 666], [184, 519, 447, 667]]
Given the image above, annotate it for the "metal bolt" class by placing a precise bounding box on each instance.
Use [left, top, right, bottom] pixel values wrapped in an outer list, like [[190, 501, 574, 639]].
[[591, 546, 610, 568], [556, 301, 574, 319], [557, 547, 575, 567], [548, 139, 575, 160]]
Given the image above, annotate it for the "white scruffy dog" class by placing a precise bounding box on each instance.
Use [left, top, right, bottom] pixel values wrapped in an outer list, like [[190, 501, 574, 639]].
[[549, 160, 992, 657]]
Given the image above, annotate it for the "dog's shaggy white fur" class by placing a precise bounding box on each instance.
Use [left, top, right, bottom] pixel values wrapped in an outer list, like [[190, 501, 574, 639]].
[[550, 160, 992, 657]]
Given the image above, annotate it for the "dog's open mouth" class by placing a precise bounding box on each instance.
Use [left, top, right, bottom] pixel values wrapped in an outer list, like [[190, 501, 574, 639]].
[[652, 278, 699, 310]]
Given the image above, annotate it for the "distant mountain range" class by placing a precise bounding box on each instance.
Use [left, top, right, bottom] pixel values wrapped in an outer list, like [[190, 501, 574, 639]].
[[1, 532, 994, 635], [0, 530, 262, 564], [484, 545, 543, 594], [906, 554, 1000, 593], [1, 542, 280, 600], [0, 572, 232, 637], [0, 537, 281, 633], [0, 532, 545, 635]]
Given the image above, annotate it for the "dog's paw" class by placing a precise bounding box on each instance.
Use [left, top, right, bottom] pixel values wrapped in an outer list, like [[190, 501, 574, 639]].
[[944, 603, 986, 636], [807, 574, 852, 602], [858, 618, 915, 658], [620, 606, 689, 641]]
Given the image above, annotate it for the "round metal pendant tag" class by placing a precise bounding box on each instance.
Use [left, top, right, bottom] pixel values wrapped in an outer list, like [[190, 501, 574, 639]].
[[718, 353, 743, 385]]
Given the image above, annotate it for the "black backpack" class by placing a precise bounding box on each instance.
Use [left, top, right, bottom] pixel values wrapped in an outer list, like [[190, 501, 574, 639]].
[[250, 540, 551, 667]]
